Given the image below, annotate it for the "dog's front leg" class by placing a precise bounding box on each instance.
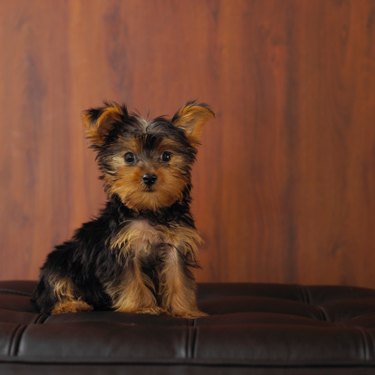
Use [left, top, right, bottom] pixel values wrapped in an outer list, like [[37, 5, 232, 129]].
[[158, 246, 206, 319], [110, 255, 162, 315]]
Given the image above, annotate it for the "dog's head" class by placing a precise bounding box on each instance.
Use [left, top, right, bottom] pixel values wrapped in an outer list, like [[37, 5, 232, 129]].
[[82, 101, 214, 211]]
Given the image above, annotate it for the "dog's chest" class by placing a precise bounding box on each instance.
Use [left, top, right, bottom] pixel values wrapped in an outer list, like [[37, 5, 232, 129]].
[[111, 220, 171, 256]]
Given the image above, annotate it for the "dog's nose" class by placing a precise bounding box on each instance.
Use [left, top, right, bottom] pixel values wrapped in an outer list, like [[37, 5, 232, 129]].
[[142, 174, 157, 186]]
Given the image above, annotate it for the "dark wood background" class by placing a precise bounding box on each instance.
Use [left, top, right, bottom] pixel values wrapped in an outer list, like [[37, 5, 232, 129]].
[[1, 0, 374, 286]]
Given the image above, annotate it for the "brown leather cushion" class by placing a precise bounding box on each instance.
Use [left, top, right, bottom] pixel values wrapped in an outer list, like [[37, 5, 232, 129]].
[[1, 281, 375, 374]]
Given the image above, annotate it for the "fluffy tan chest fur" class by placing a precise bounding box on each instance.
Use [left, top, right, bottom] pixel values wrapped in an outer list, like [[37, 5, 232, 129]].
[[109, 220, 202, 258], [113, 220, 165, 256]]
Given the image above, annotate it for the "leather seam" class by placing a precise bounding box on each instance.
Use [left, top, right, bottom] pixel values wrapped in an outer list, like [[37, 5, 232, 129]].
[[12, 325, 28, 357], [7, 324, 20, 357], [186, 324, 192, 359], [8, 324, 26, 357], [33, 313, 48, 324], [356, 326, 371, 362], [191, 326, 198, 359], [301, 285, 312, 305], [316, 305, 330, 322]]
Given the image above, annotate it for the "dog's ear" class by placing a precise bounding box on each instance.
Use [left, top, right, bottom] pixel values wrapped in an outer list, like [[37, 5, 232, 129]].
[[82, 102, 127, 147], [171, 101, 214, 145]]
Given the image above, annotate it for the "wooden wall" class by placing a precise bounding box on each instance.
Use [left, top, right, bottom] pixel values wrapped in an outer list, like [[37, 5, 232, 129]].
[[0, 0, 374, 286]]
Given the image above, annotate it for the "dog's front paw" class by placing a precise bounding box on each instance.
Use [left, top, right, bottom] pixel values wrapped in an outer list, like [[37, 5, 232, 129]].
[[171, 309, 208, 319], [134, 306, 166, 315], [116, 305, 165, 315]]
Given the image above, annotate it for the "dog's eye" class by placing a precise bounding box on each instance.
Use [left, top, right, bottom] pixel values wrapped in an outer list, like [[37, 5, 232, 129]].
[[124, 152, 136, 164], [160, 151, 172, 162]]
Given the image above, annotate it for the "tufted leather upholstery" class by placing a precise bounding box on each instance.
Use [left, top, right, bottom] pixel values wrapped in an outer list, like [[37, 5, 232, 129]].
[[1, 281, 375, 374]]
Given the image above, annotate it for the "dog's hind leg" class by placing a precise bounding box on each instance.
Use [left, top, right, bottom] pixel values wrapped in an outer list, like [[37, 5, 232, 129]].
[[49, 276, 93, 314]]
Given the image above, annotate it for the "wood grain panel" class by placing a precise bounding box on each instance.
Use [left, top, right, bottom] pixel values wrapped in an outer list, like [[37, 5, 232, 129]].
[[0, 0, 374, 287]]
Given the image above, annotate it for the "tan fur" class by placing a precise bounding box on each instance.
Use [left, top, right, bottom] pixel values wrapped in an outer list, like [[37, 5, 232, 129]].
[[112, 137, 142, 154], [82, 103, 123, 146], [50, 277, 93, 314], [106, 255, 161, 314], [109, 220, 202, 258], [109, 219, 161, 253], [107, 219, 203, 318], [51, 300, 93, 315], [158, 247, 206, 318], [52, 276, 75, 300], [103, 155, 189, 212], [173, 103, 214, 144], [109, 138, 142, 171]]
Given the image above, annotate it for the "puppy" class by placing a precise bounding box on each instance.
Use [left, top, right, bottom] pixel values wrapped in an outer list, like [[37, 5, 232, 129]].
[[32, 101, 214, 318]]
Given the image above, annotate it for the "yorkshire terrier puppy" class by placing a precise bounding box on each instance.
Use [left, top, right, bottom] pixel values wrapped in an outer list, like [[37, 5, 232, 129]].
[[32, 101, 214, 318]]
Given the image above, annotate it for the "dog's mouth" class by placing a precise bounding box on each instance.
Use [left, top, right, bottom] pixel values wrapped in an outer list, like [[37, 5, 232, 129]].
[[143, 185, 156, 193]]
